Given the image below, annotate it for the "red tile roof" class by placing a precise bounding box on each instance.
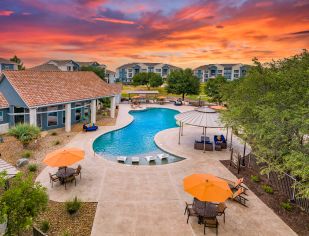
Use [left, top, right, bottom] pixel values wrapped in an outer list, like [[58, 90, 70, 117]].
[[2, 71, 121, 108], [0, 92, 9, 108]]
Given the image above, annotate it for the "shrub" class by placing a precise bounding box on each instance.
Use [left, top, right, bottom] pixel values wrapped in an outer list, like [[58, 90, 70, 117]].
[[250, 175, 260, 183], [9, 123, 40, 145], [22, 150, 33, 158], [65, 196, 81, 215], [51, 131, 58, 136], [53, 140, 61, 146], [28, 163, 38, 172], [280, 202, 292, 211], [40, 220, 50, 233], [262, 184, 274, 194]]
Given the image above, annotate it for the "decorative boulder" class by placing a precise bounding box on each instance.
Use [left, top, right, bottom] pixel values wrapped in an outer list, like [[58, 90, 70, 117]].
[[16, 158, 29, 168]]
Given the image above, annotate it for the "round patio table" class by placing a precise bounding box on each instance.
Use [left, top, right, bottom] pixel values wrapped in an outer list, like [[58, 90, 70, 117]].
[[56, 167, 75, 179], [193, 198, 218, 224]]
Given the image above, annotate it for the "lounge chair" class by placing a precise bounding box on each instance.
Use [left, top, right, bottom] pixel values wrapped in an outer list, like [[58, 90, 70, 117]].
[[219, 177, 247, 192], [83, 124, 98, 132], [117, 156, 127, 162], [157, 153, 169, 160], [204, 217, 219, 235], [231, 188, 248, 207], [194, 141, 213, 151], [131, 156, 140, 163], [144, 156, 156, 162], [73, 165, 82, 179], [49, 173, 60, 187], [216, 203, 227, 223]]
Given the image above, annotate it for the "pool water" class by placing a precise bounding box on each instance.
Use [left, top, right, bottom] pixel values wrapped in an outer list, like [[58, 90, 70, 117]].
[[93, 108, 184, 165]]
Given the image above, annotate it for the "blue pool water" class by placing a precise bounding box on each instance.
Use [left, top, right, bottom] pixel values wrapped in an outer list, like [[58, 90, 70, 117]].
[[93, 108, 184, 165]]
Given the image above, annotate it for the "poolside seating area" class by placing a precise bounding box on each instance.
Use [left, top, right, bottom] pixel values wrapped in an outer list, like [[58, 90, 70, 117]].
[[49, 165, 82, 190], [194, 135, 227, 152], [117, 153, 170, 164], [83, 123, 98, 132]]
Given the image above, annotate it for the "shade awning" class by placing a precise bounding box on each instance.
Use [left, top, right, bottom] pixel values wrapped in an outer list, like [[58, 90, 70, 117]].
[[175, 107, 225, 128]]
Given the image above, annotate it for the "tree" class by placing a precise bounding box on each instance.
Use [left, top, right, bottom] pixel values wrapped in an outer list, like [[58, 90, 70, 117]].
[[0, 173, 48, 235], [220, 51, 309, 197], [132, 72, 163, 89], [81, 66, 105, 81], [204, 75, 227, 103], [10, 55, 25, 70], [166, 68, 200, 99]]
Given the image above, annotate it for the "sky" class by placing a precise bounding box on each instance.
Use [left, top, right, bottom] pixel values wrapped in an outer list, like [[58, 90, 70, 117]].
[[0, 0, 308, 70]]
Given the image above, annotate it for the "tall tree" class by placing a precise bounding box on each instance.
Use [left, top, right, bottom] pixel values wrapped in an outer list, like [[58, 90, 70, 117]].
[[166, 68, 200, 99], [81, 66, 106, 81], [0, 173, 48, 235], [132, 72, 163, 89], [204, 75, 227, 104], [10, 55, 25, 70], [220, 51, 309, 197]]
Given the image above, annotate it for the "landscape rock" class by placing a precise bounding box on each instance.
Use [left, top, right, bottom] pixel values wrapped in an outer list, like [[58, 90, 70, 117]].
[[16, 158, 29, 167]]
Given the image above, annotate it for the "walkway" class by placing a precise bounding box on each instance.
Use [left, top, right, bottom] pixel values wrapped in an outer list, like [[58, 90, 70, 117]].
[[36, 104, 296, 236]]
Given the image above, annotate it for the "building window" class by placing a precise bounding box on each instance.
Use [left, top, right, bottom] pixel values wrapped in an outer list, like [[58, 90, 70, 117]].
[[0, 111, 3, 122], [75, 102, 82, 121], [67, 66, 72, 71], [155, 69, 161, 72], [142, 69, 147, 72], [217, 70, 222, 74], [128, 69, 132, 72], [128, 73, 133, 77], [234, 74, 239, 78], [62, 111, 65, 124], [84, 106, 90, 122], [234, 70, 239, 73], [47, 112, 58, 126]]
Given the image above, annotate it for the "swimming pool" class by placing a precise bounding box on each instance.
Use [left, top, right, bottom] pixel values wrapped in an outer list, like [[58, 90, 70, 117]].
[[93, 108, 184, 165]]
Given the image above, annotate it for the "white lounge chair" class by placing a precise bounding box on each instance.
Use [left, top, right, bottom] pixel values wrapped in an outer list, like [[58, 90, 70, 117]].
[[144, 156, 156, 162], [157, 153, 169, 160], [117, 156, 127, 162], [131, 157, 140, 163]]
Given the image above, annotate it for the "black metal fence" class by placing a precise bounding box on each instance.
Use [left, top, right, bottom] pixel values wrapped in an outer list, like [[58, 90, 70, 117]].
[[245, 155, 309, 213]]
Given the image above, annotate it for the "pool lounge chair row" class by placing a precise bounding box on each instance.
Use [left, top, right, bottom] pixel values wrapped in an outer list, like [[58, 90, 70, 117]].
[[117, 153, 169, 163]]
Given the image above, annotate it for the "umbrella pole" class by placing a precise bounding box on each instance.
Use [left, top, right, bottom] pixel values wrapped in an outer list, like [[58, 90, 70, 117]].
[[203, 127, 206, 153], [230, 127, 233, 150], [181, 122, 184, 136], [226, 127, 229, 144]]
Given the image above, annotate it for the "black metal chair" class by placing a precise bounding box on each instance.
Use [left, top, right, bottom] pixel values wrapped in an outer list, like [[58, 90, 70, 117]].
[[204, 217, 219, 235]]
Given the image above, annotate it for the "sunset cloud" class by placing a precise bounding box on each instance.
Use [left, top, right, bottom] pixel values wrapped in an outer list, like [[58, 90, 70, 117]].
[[0, 0, 308, 70]]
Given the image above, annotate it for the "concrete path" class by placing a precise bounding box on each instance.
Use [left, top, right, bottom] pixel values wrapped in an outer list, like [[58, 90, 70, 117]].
[[36, 104, 296, 236]]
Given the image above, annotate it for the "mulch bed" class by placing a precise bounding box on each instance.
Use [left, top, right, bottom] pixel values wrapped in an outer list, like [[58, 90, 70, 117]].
[[220, 160, 309, 236], [34, 201, 97, 236]]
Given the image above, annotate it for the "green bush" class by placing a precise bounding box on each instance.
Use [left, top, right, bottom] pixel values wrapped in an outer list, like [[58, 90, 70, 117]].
[[40, 220, 50, 233], [65, 196, 81, 215], [262, 184, 274, 194], [28, 163, 38, 172], [280, 202, 292, 211], [250, 175, 260, 182], [9, 123, 40, 145], [22, 150, 33, 158], [51, 131, 58, 136], [53, 140, 61, 146]]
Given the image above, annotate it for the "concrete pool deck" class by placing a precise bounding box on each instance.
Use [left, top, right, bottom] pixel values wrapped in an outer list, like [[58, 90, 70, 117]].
[[36, 104, 296, 236]]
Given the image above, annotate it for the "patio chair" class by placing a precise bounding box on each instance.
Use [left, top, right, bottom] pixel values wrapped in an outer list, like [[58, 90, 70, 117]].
[[216, 203, 227, 223], [186, 206, 198, 224], [74, 165, 82, 179], [231, 188, 248, 207], [204, 217, 219, 235], [49, 173, 59, 188], [144, 156, 156, 162], [157, 153, 169, 160], [117, 156, 127, 162], [63, 175, 76, 190], [219, 177, 248, 193], [214, 135, 227, 149], [184, 201, 193, 215], [194, 141, 213, 151]]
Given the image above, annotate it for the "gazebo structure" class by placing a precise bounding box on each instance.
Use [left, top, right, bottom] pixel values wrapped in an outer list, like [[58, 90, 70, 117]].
[[175, 107, 228, 152]]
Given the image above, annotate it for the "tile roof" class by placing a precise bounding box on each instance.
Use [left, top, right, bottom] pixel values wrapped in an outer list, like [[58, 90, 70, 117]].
[[2, 71, 121, 108], [0, 58, 17, 65], [48, 60, 78, 67], [106, 69, 115, 74], [28, 63, 61, 71], [76, 61, 99, 67], [0, 92, 9, 108]]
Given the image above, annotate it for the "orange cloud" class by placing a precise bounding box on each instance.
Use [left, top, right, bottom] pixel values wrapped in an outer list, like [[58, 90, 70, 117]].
[[94, 17, 135, 25], [0, 10, 14, 16]]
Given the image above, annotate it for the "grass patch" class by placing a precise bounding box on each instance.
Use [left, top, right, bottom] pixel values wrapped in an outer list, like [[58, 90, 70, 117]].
[[281, 201, 292, 211], [65, 197, 81, 215], [250, 175, 260, 182], [28, 163, 38, 172], [22, 150, 33, 158], [53, 140, 61, 146], [40, 220, 50, 233], [262, 184, 274, 194]]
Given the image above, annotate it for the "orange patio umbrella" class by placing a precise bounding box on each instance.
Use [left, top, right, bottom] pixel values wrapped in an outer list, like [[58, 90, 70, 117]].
[[183, 174, 232, 202], [132, 95, 141, 99], [43, 148, 85, 167], [209, 105, 227, 111]]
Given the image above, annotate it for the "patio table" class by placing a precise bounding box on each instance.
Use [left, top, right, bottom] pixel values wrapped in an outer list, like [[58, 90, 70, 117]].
[[56, 167, 75, 182], [193, 198, 218, 224]]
